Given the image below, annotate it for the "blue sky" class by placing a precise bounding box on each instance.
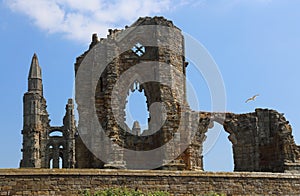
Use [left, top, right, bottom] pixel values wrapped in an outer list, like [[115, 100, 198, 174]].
[[1, 0, 300, 171]]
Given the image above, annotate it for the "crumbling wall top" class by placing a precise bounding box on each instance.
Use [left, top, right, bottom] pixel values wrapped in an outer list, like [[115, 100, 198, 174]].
[[131, 16, 179, 29]]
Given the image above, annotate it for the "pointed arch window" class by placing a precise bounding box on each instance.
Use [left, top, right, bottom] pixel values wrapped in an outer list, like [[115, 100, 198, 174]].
[[125, 80, 149, 133]]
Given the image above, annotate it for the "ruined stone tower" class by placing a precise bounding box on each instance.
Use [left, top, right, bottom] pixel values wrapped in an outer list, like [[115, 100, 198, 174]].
[[20, 53, 48, 168], [21, 16, 300, 172], [20, 54, 76, 168], [74, 16, 195, 169]]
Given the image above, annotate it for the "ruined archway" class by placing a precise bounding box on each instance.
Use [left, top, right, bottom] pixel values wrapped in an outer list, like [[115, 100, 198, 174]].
[[203, 123, 234, 171], [86, 32, 185, 169], [201, 110, 300, 172], [45, 127, 74, 169], [125, 80, 149, 134]]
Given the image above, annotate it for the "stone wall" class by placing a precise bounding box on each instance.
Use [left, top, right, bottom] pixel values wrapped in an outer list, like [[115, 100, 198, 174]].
[[75, 16, 192, 170], [220, 109, 300, 172], [1, 169, 300, 195]]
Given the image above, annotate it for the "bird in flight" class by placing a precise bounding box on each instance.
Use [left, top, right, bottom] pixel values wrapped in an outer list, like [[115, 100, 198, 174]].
[[245, 94, 259, 103]]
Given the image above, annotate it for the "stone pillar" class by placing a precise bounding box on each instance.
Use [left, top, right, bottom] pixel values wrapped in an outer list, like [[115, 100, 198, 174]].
[[132, 121, 141, 136]]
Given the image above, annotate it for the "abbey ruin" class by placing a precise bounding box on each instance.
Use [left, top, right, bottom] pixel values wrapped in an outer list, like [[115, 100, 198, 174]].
[[20, 16, 300, 173]]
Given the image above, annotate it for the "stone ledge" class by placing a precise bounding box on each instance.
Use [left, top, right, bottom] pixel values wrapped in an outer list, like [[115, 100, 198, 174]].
[[1, 169, 300, 179]]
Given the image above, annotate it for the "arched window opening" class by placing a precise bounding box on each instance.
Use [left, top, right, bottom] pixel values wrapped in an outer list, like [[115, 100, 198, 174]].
[[203, 123, 233, 172], [59, 157, 63, 169], [49, 145, 53, 149], [49, 159, 53, 169], [49, 157, 63, 169], [59, 145, 63, 149], [125, 85, 149, 134], [49, 131, 63, 137]]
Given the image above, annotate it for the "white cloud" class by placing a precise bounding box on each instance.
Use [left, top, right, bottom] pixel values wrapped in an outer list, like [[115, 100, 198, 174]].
[[5, 0, 178, 44], [5, 0, 273, 44]]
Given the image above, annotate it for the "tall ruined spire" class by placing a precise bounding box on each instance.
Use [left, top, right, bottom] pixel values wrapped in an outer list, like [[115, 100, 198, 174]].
[[28, 53, 43, 94], [21, 53, 49, 168]]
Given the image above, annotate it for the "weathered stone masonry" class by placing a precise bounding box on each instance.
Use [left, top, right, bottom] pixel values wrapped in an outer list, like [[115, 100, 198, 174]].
[[209, 109, 300, 172], [20, 16, 300, 172], [1, 169, 300, 195], [20, 54, 76, 169]]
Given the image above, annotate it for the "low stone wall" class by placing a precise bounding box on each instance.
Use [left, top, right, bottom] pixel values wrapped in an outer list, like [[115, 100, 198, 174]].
[[0, 169, 300, 195]]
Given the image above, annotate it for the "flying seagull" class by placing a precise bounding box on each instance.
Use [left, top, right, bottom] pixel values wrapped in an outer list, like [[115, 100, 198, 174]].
[[245, 94, 259, 103]]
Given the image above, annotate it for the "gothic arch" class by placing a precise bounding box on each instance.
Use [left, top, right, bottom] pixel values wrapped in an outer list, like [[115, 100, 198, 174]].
[[200, 113, 235, 171], [48, 126, 65, 137], [45, 127, 69, 169], [208, 113, 237, 145]]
